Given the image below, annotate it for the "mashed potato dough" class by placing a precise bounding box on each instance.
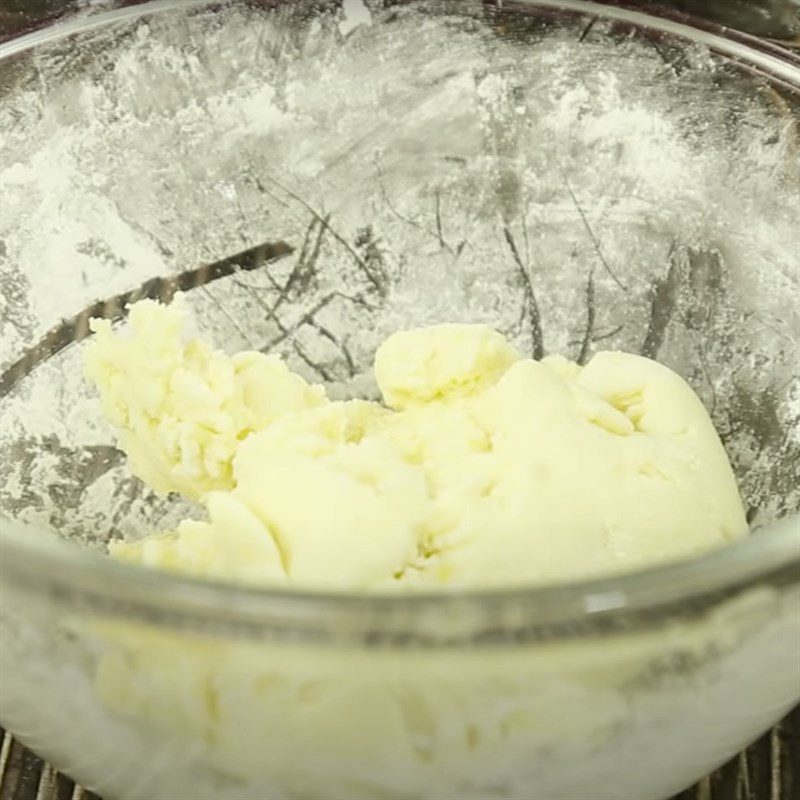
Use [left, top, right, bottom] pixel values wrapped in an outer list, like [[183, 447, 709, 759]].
[[85, 297, 747, 590]]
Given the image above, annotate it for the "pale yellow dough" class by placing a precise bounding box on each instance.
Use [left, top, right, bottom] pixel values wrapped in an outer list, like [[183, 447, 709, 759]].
[[87, 298, 747, 590], [85, 299, 325, 500]]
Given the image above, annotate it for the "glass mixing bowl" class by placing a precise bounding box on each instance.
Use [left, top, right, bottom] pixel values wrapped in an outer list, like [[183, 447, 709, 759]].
[[1, 2, 799, 798]]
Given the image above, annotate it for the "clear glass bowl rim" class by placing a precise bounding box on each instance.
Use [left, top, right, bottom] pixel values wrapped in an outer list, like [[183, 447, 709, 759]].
[[0, 0, 798, 644]]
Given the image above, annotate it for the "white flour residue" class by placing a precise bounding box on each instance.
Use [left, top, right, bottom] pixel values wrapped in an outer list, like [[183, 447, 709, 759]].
[[0, 2, 798, 541]]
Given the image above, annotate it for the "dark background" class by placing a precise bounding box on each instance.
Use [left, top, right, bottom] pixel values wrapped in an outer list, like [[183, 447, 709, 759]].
[[0, 1, 798, 799]]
